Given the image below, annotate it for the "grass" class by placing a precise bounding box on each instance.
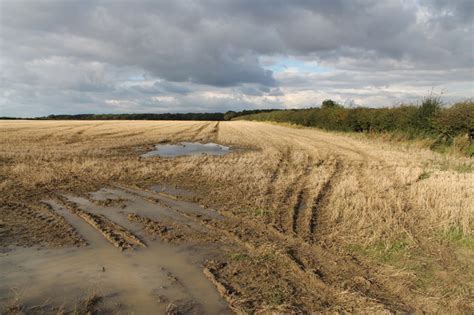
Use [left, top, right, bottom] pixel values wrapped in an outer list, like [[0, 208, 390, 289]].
[[348, 239, 410, 264], [441, 227, 474, 250], [252, 208, 272, 217]]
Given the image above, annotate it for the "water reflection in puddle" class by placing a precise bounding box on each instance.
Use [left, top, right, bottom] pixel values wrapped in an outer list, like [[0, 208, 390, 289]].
[[142, 142, 231, 157]]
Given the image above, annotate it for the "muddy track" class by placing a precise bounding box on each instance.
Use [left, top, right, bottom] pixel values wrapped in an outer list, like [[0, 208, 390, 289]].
[[291, 158, 321, 236], [9, 182, 412, 312], [189, 202, 408, 312], [203, 264, 243, 314], [127, 213, 188, 242], [276, 154, 313, 233], [307, 159, 343, 240], [137, 186, 406, 312], [291, 186, 308, 235], [57, 198, 146, 250]]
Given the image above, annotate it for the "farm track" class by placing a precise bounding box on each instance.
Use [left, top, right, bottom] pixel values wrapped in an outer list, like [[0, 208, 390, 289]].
[[110, 185, 404, 312], [290, 156, 314, 235]]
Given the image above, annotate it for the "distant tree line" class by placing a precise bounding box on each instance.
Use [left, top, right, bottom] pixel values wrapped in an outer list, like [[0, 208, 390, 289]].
[[236, 97, 474, 155], [0, 109, 278, 121], [223, 109, 278, 121], [41, 113, 225, 121]]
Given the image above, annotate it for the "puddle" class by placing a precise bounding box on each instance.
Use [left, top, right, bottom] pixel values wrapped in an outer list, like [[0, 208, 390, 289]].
[[0, 187, 231, 314], [150, 184, 196, 199], [142, 142, 231, 157]]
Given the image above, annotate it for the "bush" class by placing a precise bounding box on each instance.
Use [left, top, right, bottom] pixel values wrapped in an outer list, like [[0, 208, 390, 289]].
[[224, 111, 237, 121], [410, 96, 443, 134], [433, 102, 474, 140]]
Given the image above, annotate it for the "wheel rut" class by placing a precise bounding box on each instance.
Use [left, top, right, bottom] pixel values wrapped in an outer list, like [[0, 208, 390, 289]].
[[278, 154, 313, 233], [266, 146, 291, 227], [190, 122, 213, 141], [211, 121, 220, 142], [57, 197, 147, 250], [307, 159, 343, 240]]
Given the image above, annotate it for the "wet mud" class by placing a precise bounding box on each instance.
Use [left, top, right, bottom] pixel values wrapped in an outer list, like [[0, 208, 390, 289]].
[[0, 187, 232, 314]]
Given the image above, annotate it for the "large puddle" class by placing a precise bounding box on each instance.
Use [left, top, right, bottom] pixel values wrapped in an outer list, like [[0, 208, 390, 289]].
[[142, 142, 231, 157], [0, 187, 231, 314]]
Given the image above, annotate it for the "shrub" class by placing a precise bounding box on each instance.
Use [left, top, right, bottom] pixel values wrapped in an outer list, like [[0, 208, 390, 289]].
[[410, 96, 442, 134], [433, 102, 474, 140]]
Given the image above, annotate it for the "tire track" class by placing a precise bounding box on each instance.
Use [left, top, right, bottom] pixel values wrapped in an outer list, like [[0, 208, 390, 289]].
[[211, 121, 220, 142], [277, 153, 312, 233], [292, 159, 329, 236], [166, 122, 206, 142], [57, 197, 146, 250], [266, 146, 290, 224], [190, 122, 213, 141], [175, 194, 402, 313], [306, 159, 343, 241], [292, 189, 305, 233], [62, 182, 412, 312]]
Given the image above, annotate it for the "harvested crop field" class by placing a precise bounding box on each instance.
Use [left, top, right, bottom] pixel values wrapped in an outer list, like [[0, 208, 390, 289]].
[[1, 120, 473, 313]]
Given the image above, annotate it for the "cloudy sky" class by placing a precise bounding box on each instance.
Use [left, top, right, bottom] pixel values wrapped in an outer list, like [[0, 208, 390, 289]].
[[0, 0, 472, 117]]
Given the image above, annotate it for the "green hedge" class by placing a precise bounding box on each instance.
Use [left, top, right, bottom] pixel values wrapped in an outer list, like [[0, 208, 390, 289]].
[[237, 98, 474, 153]]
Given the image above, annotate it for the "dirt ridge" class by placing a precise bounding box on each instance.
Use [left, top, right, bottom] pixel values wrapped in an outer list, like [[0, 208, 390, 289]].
[[58, 198, 146, 250]]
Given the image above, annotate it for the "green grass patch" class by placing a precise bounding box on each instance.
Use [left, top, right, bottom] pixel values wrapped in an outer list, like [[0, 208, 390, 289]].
[[463, 144, 474, 157], [252, 208, 272, 217], [348, 239, 410, 264], [440, 227, 474, 249]]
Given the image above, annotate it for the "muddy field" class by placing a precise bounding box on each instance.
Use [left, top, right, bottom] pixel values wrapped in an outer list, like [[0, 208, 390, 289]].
[[1, 120, 473, 313]]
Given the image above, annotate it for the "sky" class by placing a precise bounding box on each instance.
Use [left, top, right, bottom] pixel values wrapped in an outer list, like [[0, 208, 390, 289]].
[[0, 0, 473, 117]]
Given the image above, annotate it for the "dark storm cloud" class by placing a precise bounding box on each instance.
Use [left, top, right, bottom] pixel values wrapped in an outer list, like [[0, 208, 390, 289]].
[[0, 0, 472, 116]]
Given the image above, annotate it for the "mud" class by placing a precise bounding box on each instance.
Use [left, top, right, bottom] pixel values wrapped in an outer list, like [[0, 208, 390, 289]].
[[0, 188, 231, 314]]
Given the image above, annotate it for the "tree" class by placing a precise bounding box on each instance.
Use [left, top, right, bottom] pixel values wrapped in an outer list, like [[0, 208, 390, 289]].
[[321, 99, 340, 109], [224, 111, 237, 121]]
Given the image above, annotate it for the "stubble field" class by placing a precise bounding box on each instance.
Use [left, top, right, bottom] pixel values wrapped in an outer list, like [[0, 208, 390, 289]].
[[1, 120, 473, 313]]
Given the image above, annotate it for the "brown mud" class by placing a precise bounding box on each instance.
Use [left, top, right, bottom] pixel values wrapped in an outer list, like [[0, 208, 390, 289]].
[[1, 188, 232, 314]]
